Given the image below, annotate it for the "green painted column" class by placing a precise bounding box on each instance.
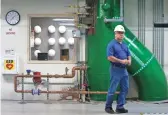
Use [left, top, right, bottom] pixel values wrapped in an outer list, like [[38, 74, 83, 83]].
[[123, 25, 168, 101], [87, 0, 168, 101]]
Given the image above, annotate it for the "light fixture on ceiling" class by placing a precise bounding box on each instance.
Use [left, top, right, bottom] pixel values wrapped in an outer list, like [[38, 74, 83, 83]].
[[52, 18, 74, 22]]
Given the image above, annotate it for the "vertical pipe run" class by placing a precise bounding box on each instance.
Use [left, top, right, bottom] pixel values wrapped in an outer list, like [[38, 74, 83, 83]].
[[81, 70, 85, 102], [161, 0, 164, 67], [152, 0, 156, 56], [159, 0, 161, 62], [159, 0, 160, 60], [138, 0, 140, 42], [138, 0, 145, 45], [138, 0, 141, 42], [153, 0, 164, 67], [161, 0, 163, 67], [156, 0, 158, 60], [143, 0, 144, 44], [155, 0, 158, 61], [111, 0, 120, 17], [157, 0, 159, 62], [143, 0, 145, 44], [156, 0, 158, 61], [19, 74, 26, 104], [120, 0, 124, 18], [158, 0, 160, 62], [21, 77, 24, 102], [153, 0, 156, 63], [80, 70, 82, 100], [47, 74, 49, 100]]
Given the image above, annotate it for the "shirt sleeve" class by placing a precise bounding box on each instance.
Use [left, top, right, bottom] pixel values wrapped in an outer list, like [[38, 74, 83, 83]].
[[107, 43, 114, 57], [127, 47, 131, 57]]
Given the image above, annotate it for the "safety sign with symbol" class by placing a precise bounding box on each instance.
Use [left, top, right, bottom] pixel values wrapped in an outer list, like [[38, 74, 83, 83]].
[[4, 59, 15, 70], [2, 56, 19, 74]]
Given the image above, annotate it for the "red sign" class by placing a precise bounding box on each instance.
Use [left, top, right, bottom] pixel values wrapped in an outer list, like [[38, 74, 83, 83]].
[[6, 28, 15, 35]]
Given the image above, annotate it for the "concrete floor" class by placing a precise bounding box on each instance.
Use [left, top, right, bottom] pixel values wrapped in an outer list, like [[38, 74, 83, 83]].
[[1, 100, 168, 115]]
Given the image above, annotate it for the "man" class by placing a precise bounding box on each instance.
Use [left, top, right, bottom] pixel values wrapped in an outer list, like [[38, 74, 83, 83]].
[[105, 25, 131, 114]]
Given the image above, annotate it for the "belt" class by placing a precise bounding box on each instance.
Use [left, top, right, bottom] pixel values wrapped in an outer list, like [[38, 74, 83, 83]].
[[112, 64, 126, 68]]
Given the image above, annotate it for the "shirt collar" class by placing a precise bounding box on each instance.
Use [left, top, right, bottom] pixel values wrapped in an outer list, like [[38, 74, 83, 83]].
[[114, 39, 122, 44]]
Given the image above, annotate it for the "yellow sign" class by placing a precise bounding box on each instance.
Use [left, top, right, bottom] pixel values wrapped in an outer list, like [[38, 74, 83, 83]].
[[4, 59, 15, 70]]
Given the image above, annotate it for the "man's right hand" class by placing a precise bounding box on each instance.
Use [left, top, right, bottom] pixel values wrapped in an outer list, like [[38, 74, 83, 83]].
[[120, 59, 128, 65]]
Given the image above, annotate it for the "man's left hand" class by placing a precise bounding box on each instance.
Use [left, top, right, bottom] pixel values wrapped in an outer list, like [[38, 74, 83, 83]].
[[127, 60, 131, 66]]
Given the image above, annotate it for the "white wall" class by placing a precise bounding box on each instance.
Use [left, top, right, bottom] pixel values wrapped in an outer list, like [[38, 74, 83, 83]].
[[1, 0, 86, 100]]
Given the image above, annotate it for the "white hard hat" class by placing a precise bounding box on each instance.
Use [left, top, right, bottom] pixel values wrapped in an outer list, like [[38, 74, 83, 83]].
[[114, 25, 125, 32]]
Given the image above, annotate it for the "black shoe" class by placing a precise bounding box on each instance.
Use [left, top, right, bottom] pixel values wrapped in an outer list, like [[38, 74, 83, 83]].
[[116, 108, 128, 113], [105, 107, 115, 114]]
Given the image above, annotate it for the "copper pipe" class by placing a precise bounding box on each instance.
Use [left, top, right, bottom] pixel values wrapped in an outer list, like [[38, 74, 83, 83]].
[[14, 78, 120, 94], [15, 66, 87, 78], [14, 66, 87, 93], [14, 65, 120, 95], [14, 79, 120, 94]]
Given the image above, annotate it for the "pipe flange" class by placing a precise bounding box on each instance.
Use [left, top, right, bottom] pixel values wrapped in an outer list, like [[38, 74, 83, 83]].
[[32, 89, 41, 95]]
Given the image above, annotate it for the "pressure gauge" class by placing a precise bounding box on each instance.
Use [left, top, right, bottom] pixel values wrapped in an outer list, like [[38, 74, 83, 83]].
[[5, 10, 20, 25]]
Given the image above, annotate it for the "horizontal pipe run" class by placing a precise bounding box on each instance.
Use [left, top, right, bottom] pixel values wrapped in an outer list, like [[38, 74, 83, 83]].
[[15, 66, 87, 78], [18, 82, 75, 86], [14, 65, 120, 95], [15, 89, 120, 95], [14, 66, 87, 93]]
